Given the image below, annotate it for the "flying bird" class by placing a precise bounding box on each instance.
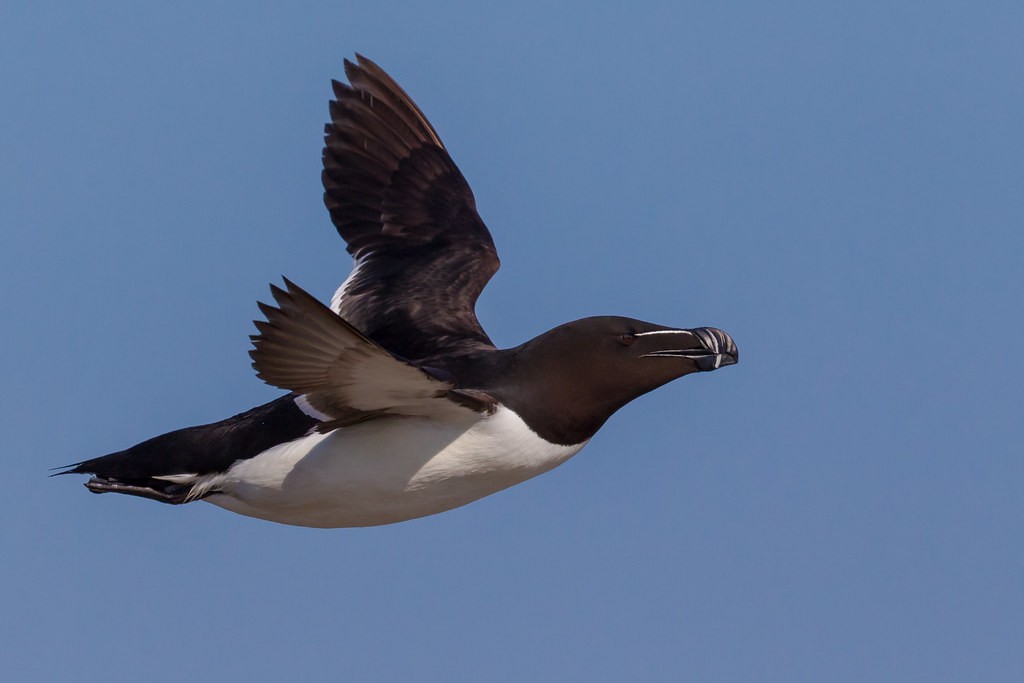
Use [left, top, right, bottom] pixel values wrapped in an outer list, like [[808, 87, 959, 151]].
[[60, 55, 738, 528]]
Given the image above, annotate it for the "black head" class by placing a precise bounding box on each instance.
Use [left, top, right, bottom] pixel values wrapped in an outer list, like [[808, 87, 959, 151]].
[[491, 316, 738, 445]]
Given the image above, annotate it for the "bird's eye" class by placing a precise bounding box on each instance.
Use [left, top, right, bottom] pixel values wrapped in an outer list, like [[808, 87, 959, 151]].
[[618, 332, 637, 346]]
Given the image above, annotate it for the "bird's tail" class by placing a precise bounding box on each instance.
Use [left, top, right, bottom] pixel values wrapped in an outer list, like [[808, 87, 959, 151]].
[[55, 394, 318, 506], [53, 451, 196, 505]]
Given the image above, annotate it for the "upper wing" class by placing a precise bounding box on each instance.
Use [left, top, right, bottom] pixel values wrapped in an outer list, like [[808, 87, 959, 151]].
[[250, 278, 495, 431], [322, 54, 500, 362]]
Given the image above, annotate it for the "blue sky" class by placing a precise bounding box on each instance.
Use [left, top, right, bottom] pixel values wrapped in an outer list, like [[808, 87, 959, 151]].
[[3, 2, 1023, 681]]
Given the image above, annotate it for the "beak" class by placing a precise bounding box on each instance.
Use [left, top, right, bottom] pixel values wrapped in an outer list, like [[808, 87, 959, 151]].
[[641, 327, 738, 371]]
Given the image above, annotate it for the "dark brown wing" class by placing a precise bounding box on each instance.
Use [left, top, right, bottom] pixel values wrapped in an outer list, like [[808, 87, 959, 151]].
[[322, 54, 500, 362]]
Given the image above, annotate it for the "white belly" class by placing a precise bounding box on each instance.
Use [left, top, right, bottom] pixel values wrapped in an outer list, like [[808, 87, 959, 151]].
[[202, 406, 586, 528]]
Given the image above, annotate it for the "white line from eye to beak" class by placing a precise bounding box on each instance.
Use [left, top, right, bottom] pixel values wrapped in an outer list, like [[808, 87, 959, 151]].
[[640, 351, 708, 358], [634, 330, 697, 337], [642, 349, 696, 355]]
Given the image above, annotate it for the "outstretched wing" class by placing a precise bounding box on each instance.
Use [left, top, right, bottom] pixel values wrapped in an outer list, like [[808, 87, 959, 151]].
[[322, 54, 500, 362], [250, 279, 495, 431]]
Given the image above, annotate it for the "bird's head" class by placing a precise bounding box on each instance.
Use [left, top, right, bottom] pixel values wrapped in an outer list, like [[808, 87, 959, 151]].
[[499, 316, 738, 444]]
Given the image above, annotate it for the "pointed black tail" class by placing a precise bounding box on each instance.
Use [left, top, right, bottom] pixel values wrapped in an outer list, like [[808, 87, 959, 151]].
[[56, 394, 318, 505]]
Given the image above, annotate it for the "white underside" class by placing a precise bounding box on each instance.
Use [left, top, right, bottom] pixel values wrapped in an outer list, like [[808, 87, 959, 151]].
[[199, 406, 586, 528]]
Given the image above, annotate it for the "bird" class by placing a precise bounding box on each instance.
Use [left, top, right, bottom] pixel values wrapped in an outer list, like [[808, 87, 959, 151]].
[[59, 54, 738, 528]]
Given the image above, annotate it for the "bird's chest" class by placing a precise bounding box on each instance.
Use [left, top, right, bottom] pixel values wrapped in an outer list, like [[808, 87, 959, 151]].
[[211, 406, 586, 527]]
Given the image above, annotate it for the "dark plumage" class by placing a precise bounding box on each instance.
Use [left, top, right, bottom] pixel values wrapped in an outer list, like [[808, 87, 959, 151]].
[[323, 56, 499, 361]]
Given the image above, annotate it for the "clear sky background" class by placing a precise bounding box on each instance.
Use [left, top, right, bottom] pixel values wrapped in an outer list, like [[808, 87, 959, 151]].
[[3, 2, 1022, 681]]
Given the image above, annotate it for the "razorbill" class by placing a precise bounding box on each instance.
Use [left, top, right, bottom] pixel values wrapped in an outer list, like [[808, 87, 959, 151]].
[[59, 55, 738, 528]]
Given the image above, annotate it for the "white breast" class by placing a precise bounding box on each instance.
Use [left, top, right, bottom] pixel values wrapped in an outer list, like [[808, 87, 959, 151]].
[[202, 406, 586, 528]]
